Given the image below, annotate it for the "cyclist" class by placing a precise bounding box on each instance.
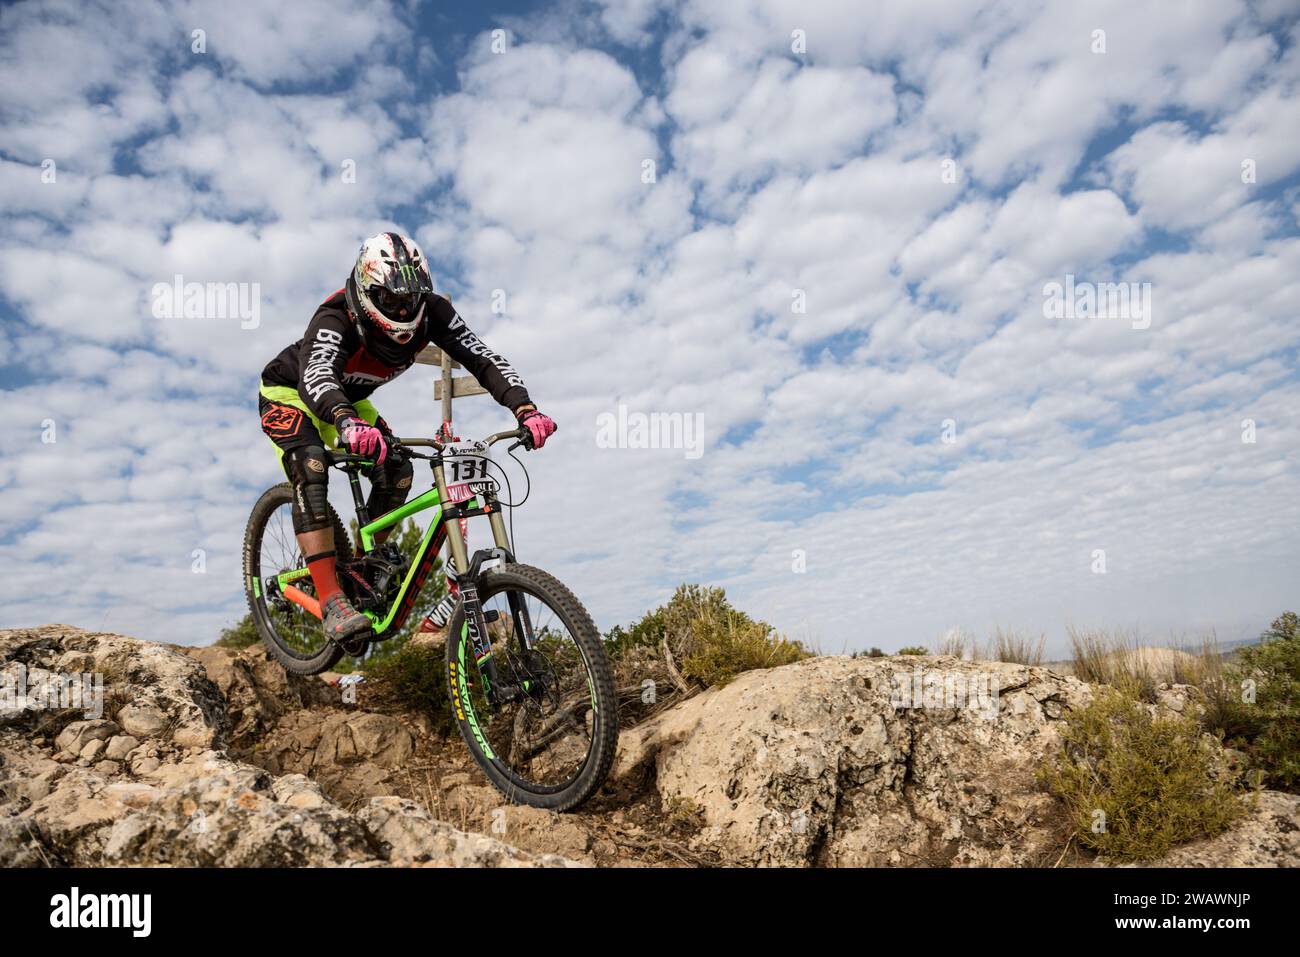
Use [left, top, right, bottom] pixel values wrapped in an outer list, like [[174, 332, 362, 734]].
[[258, 231, 556, 641]]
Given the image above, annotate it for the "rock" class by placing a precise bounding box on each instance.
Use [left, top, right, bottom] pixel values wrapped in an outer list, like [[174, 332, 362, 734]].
[[356, 797, 576, 867], [180, 645, 335, 751], [116, 704, 169, 738], [0, 814, 48, 867], [7, 623, 1289, 870], [613, 655, 1093, 866], [1125, 791, 1300, 867], [271, 774, 329, 810], [56, 651, 96, 673], [489, 805, 596, 864], [24, 766, 66, 803], [54, 719, 119, 755], [0, 627, 228, 751], [104, 735, 139, 761], [1155, 682, 1204, 717], [80, 739, 106, 762], [252, 710, 416, 804], [98, 758, 379, 867], [131, 755, 161, 776]]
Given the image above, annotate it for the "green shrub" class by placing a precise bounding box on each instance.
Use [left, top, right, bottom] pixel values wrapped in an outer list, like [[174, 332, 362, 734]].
[[679, 614, 809, 687], [604, 584, 811, 688], [1224, 612, 1300, 789], [215, 614, 261, 649], [363, 642, 453, 733], [603, 606, 667, 660], [897, 646, 928, 656], [1039, 686, 1244, 862]]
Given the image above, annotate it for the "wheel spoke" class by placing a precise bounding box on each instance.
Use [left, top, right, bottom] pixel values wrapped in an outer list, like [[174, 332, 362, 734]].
[[457, 577, 609, 797]]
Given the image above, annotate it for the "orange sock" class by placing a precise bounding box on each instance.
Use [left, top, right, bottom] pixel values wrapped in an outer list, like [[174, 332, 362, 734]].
[[306, 551, 342, 604]]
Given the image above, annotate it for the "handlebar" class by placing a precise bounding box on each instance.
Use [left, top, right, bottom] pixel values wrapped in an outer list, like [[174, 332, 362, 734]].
[[397, 428, 525, 451], [326, 426, 534, 468]]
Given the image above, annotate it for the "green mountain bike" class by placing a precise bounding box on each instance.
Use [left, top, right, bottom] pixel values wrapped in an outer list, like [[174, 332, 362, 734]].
[[242, 425, 618, 811]]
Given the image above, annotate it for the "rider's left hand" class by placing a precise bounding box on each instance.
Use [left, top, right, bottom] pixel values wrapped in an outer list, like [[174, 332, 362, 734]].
[[514, 406, 557, 449]]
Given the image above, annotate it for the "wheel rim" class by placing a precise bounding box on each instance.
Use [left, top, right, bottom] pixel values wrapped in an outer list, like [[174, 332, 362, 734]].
[[458, 583, 600, 794]]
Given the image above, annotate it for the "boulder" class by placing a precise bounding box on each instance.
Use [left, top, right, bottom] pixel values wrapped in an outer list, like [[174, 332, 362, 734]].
[[356, 797, 575, 867], [180, 645, 337, 751], [116, 704, 169, 738], [251, 709, 416, 804], [1135, 791, 1300, 867], [612, 655, 1093, 866], [0, 625, 570, 869]]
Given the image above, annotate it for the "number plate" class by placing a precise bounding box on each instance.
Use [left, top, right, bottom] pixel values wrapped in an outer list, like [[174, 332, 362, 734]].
[[443, 442, 495, 504]]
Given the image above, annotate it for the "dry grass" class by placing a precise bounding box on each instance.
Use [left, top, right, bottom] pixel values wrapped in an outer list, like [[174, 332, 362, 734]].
[[986, 627, 1046, 665], [1066, 627, 1221, 701], [935, 629, 973, 659]]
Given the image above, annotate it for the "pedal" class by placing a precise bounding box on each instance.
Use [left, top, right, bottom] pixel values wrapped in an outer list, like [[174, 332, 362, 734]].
[[339, 629, 374, 658]]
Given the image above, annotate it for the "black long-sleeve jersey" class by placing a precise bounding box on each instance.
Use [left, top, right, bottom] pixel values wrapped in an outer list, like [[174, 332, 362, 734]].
[[261, 289, 531, 424]]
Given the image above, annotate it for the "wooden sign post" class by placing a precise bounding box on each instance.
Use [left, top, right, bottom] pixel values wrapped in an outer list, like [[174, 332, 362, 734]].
[[413, 344, 489, 566]]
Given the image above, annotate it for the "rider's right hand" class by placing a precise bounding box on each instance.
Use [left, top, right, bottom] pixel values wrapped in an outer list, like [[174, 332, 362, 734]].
[[337, 416, 387, 464], [514, 407, 557, 450]]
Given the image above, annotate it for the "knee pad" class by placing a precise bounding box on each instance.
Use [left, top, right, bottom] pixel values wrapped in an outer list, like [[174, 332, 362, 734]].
[[285, 446, 332, 533], [367, 456, 414, 517]]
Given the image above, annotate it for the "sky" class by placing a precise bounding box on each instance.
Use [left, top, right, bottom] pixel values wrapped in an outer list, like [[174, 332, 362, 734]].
[[1, 0, 1297, 656]]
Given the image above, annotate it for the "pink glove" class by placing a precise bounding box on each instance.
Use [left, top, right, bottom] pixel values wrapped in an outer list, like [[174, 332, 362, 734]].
[[338, 416, 387, 464], [516, 408, 557, 449]]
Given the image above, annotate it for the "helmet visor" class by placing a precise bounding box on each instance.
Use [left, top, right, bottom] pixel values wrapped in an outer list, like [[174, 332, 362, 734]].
[[372, 285, 419, 319]]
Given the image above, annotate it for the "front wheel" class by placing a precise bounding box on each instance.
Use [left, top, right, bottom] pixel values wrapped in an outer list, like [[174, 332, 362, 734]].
[[445, 563, 618, 811]]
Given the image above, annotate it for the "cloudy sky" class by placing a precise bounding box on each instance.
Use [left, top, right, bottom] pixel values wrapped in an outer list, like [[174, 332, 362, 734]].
[[1, 0, 1297, 655]]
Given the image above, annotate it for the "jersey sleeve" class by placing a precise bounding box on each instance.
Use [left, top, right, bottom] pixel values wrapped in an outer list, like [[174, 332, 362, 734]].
[[428, 296, 532, 411], [297, 307, 358, 424]]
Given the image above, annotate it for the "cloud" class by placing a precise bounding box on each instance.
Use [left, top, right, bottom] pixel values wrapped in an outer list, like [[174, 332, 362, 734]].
[[1, 0, 1298, 656]]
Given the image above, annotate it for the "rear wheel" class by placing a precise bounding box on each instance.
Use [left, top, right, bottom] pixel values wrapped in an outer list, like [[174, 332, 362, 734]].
[[445, 563, 618, 811], [243, 483, 352, 676]]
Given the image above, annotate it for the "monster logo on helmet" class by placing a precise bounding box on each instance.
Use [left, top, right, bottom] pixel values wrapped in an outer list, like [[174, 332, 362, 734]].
[[345, 232, 435, 345]]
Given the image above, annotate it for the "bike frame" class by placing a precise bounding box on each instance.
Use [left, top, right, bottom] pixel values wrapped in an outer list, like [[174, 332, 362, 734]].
[[274, 439, 518, 638]]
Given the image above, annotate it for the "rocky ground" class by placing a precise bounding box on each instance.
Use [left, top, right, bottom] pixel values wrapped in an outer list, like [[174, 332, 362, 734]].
[[1, 624, 1296, 867]]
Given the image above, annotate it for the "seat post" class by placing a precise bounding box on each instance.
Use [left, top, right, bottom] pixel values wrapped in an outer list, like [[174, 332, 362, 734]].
[[347, 469, 370, 527]]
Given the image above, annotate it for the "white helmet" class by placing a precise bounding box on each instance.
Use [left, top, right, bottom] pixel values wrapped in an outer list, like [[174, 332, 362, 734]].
[[345, 232, 434, 344]]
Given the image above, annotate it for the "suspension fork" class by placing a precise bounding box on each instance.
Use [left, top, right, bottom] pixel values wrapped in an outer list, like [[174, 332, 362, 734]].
[[435, 460, 507, 703], [486, 504, 537, 654]]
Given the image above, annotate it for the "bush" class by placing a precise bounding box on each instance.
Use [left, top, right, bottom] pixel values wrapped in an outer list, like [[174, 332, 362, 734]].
[[1039, 686, 1244, 862], [215, 614, 261, 650], [1222, 612, 1300, 789], [897, 646, 928, 656], [605, 584, 811, 689], [363, 642, 453, 733]]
